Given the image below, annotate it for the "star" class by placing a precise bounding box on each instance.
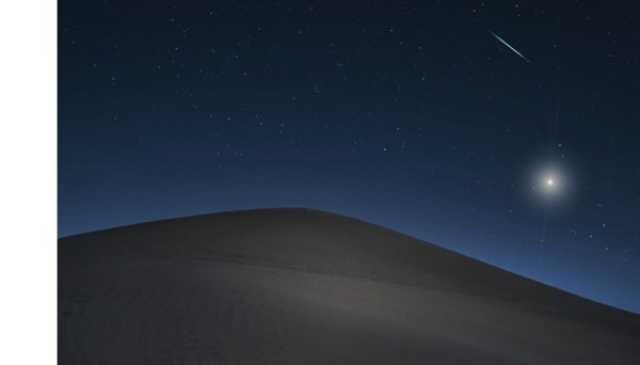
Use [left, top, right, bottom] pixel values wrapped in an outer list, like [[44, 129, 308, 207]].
[[529, 161, 573, 203], [540, 172, 561, 195]]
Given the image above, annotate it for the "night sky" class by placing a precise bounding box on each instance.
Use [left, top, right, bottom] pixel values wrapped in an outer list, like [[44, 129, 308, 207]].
[[59, 1, 640, 313]]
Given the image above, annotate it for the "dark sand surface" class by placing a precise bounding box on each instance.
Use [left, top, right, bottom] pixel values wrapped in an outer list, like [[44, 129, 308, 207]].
[[59, 208, 640, 364]]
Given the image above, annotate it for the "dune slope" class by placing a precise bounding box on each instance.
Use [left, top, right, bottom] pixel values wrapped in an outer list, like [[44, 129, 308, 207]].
[[59, 208, 640, 364]]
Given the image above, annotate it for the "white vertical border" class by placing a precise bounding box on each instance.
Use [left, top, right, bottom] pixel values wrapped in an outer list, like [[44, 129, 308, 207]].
[[0, 0, 57, 363]]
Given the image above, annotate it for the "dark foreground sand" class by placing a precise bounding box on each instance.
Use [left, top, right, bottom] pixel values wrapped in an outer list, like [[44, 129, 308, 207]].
[[59, 208, 640, 364]]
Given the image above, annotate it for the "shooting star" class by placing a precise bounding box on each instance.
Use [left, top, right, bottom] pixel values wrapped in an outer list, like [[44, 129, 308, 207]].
[[490, 31, 531, 63]]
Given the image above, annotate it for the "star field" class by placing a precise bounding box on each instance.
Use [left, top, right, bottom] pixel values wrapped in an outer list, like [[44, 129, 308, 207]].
[[60, 1, 640, 312]]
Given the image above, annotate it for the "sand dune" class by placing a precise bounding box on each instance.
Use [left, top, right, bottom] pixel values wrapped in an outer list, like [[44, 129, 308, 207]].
[[59, 208, 640, 364]]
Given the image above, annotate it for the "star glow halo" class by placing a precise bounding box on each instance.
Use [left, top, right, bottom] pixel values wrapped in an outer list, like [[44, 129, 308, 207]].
[[529, 161, 575, 204], [536, 169, 564, 196]]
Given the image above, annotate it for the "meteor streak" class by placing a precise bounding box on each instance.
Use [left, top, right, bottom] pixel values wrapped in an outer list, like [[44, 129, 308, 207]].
[[490, 31, 531, 63]]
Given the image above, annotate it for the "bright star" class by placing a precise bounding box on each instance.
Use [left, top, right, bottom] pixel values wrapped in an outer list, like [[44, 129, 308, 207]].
[[521, 154, 579, 207], [532, 165, 572, 203], [539, 172, 561, 195]]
